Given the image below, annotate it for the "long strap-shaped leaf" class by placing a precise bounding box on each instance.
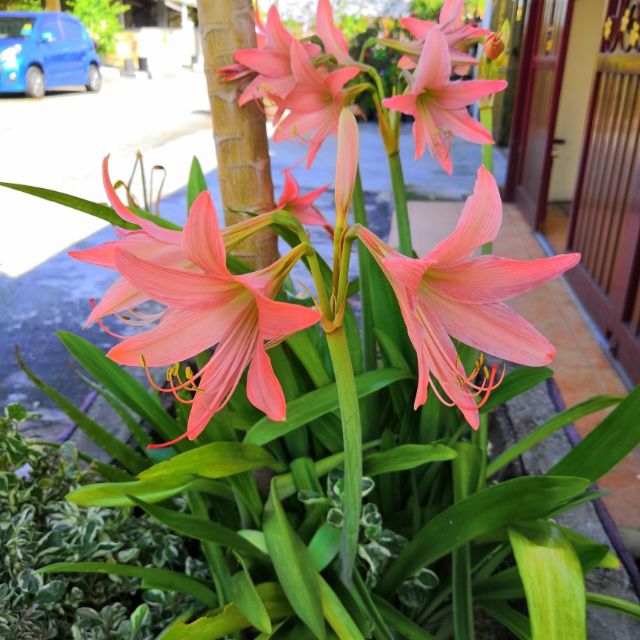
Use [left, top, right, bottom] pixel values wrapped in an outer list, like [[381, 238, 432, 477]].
[[549, 384, 640, 482], [37, 562, 217, 607], [244, 368, 413, 446], [57, 331, 186, 448], [138, 441, 278, 482], [378, 476, 589, 595], [263, 481, 326, 639], [16, 347, 148, 474], [508, 522, 586, 640]]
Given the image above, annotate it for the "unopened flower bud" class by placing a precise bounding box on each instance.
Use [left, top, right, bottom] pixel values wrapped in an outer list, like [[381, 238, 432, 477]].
[[483, 32, 505, 60]]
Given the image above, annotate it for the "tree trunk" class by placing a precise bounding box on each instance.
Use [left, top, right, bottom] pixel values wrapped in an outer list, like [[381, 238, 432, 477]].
[[197, 0, 278, 269], [45, 0, 61, 10]]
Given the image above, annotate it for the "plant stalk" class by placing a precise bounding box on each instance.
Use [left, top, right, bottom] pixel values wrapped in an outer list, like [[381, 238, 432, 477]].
[[480, 105, 494, 256], [326, 326, 363, 586], [388, 153, 413, 256]]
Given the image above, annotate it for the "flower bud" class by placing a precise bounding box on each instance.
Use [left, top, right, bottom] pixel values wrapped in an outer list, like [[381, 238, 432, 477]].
[[483, 32, 505, 60]]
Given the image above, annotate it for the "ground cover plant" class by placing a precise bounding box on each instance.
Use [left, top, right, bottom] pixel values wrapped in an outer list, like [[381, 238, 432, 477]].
[[4, 0, 640, 638]]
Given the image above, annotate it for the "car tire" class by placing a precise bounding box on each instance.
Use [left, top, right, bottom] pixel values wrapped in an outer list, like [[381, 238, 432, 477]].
[[25, 66, 45, 99], [86, 64, 101, 93]]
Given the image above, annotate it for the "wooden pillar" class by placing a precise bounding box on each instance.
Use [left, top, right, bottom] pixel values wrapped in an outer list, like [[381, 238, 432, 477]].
[[197, 0, 278, 269], [45, 0, 61, 10]]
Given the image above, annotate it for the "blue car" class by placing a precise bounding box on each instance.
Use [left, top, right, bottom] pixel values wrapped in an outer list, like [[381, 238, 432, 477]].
[[0, 11, 100, 98]]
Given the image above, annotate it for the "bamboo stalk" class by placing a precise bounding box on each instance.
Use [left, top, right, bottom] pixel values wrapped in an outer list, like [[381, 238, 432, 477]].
[[197, 0, 278, 268]]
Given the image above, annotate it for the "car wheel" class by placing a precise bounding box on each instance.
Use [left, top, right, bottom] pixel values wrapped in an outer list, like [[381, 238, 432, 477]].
[[86, 64, 101, 93], [25, 66, 45, 99]]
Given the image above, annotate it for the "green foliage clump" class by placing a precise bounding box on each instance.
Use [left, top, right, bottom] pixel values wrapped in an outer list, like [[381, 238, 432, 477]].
[[0, 404, 207, 640], [67, 0, 129, 56], [0, 0, 43, 11]]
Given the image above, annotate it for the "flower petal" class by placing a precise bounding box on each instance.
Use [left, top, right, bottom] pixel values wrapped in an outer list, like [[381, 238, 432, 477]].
[[86, 278, 149, 325], [182, 191, 229, 275], [234, 48, 291, 77], [290, 38, 324, 88], [439, 0, 463, 26], [382, 94, 417, 116], [102, 156, 181, 244], [428, 166, 501, 263], [432, 79, 507, 110], [428, 253, 581, 303], [400, 16, 436, 38], [326, 66, 360, 95], [278, 170, 300, 206], [435, 108, 494, 145], [316, 0, 351, 64], [114, 249, 239, 309], [413, 29, 451, 92], [255, 295, 321, 342], [431, 295, 556, 366], [186, 319, 258, 438], [107, 307, 230, 367], [247, 341, 286, 421]]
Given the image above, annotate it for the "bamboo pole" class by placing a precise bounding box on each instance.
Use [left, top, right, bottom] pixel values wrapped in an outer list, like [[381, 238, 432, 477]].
[[197, 0, 278, 268]]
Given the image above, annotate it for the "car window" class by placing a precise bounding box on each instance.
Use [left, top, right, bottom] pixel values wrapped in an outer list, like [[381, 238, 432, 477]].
[[0, 17, 36, 40], [39, 17, 64, 42], [61, 19, 85, 44]]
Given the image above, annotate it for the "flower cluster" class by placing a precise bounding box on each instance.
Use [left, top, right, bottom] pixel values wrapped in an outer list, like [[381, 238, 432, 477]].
[[222, 0, 506, 173]]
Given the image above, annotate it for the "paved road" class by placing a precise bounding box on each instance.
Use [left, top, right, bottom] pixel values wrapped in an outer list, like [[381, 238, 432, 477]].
[[0, 69, 214, 277]]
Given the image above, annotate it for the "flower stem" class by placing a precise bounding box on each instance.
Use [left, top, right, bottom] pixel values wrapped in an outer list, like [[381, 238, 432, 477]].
[[326, 325, 362, 586], [480, 105, 494, 256], [388, 152, 413, 256], [352, 170, 376, 375]]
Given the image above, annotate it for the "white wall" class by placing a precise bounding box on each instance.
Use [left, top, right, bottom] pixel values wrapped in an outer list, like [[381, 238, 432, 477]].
[[548, 0, 607, 201]]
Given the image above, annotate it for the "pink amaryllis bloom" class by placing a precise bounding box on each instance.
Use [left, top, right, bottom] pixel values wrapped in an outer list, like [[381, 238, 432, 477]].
[[223, 5, 321, 106], [316, 0, 353, 65], [276, 170, 333, 234], [400, 0, 488, 72], [108, 190, 320, 443], [70, 157, 185, 326], [356, 167, 580, 429], [273, 39, 361, 168], [383, 29, 506, 174]]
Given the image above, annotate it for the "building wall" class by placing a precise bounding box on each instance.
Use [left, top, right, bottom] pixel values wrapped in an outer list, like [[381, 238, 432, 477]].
[[548, 0, 607, 201]]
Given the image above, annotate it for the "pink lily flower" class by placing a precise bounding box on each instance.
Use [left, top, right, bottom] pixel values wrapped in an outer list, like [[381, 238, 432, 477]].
[[224, 5, 321, 106], [383, 29, 506, 174], [356, 167, 580, 429], [400, 0, 488, 73], [273, 39, 361, 168], [315, 0, 353, 65], [107, 191, 320, 443], [70, 157, 186, 326], [276, 170, 333, 235]]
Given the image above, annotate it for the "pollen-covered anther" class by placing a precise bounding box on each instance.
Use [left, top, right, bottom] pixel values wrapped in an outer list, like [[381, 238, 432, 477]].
[[141, 357, 204, 406]]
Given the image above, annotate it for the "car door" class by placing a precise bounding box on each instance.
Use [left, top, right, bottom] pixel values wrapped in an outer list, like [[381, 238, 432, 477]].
[[59, 17, 87, 85], [36, 15, 67, 87]]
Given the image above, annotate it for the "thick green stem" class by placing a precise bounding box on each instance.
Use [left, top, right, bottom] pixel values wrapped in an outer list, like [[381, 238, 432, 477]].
[[480, 106, 494, 256], [352, 171, 375, 376], [388, 153, 413, 256], [326, 326, 362, 586]]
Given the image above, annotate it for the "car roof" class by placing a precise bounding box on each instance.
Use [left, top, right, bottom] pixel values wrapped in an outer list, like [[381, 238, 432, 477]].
[[0, 11, 75, 18]]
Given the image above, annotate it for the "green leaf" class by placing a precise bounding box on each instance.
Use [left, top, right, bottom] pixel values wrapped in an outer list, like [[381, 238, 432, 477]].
[[487, 395, 622, 477], [67, 477, 193, 507], [245, 368, 413, 446], [379, 476, 589, 594], [482, 367, 553, 413], [508, 522, 586, 640], [320, 579, 365, 640], [38, 562, 217, 607], [549, 385, 640, 482], [130, 497, 269, 561], [16, 348, 147, 474], [187, 156, 208, 212], [138, 441, 277, 483], [230, 565, 272, 633], [0, 182, 181, 230], [57, 331, 184, 447], [586, 592, 640, 620], [308, 522, 341, 571], [364, 444, 456, 476], [158, 583, 292, 640], [480, 602, 531, 640], [263, 481, 326, 639], [372, 596, 436, 640], [285, 328, 332, 388]]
